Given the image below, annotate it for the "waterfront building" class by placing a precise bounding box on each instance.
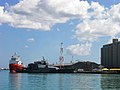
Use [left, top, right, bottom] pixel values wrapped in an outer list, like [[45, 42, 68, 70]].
[[101, 39, 120, 68]]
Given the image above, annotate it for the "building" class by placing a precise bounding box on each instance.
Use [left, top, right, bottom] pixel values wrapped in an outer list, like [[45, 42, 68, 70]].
[[101, 39, 120, 68]]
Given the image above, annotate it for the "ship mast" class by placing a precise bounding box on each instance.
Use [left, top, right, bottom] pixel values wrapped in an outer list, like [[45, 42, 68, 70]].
[[59, 42, 64, 69]]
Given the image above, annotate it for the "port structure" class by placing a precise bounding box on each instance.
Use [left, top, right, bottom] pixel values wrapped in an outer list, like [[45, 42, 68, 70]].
[[59, 42, 64, 69]]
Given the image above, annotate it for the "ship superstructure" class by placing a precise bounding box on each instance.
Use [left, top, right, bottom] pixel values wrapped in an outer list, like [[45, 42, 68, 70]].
[[9, 53, 23, 73], [26, 57, 58, 73]]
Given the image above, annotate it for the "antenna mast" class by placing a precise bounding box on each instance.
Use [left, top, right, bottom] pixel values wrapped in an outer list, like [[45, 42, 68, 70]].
[[59, 42, 64, 68]]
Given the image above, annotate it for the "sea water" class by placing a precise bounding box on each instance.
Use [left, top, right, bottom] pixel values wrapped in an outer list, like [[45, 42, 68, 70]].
[[0, 70, 120, 90]]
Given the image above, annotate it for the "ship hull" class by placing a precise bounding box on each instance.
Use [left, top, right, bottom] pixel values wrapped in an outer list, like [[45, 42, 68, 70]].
[[22, 68, 75, 73], [9, 64, 23, 73]]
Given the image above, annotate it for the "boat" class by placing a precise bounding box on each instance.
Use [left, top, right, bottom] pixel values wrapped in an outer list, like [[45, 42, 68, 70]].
[[9, 53, 23, 73], [23, 57, 75, 73], [24, 57, 57, 73], [9, 53, 75, 73]]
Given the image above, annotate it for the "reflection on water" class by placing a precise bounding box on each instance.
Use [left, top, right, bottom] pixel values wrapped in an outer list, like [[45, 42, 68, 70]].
[[101, 74, 120, 89], [9, 73, 22, 90], [27, 74, 48, 90], [69, 74, 101, 90], [58, 74, 64, 90], [6, 71, 120, 90], [27, 74, 101, 90], [9, 73, 101, 90]]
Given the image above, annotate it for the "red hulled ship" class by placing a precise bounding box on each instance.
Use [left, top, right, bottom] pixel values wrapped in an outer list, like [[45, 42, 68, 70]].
[[9, 53, 23, 73]]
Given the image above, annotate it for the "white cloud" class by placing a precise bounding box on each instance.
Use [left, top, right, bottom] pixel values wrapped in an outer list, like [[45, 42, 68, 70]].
[[75, 18, 120, 42], [0, 0, 120, 56], [25, 45, 28, 48], [88, 2, 105, 19], [68, 3, 120, 56], [0, 0, 119, 32], [0, 0, 90, 30], [56, 28, 60, 32], [66, 43, 92, 56], [0, 6, 14, 24], [74, 2, 120, 42], [67, 3, 120, 56], [27, 38, 35, 42], [0, 6, 4, 14], [108, 3, 120, 25]]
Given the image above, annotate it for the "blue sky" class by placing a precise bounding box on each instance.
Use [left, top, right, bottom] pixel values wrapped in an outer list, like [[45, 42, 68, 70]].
[[0, 0, 120, 68]]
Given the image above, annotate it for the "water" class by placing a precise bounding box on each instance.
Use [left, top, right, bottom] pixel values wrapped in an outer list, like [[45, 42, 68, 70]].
[[0, 70, 120, 90]]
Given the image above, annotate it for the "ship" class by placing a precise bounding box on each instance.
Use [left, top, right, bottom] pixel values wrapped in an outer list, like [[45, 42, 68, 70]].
[[9, 53, 23, 73], [25, 57, 57, 73], [23, 57, 75, 73]]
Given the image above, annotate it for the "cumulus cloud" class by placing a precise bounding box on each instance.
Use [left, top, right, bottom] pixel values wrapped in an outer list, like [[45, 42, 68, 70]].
[[75, 18, 120, 42], [0, 0, 119, 31], [67, 43, 92, 55], [27, 38, 35, 42], [0, 0, 90, 30], [74, 3, 120, 42], [69, 3, 120, 55], [0, 0, 120, 55], [0, 6, 13, 24]]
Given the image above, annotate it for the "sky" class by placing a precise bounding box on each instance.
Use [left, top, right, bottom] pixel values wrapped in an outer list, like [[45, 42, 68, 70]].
[[0, 0, 120, 68]]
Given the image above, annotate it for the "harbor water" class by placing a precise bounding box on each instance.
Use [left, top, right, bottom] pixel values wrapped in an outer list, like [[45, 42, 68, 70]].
[[1, 70, 120, 90]]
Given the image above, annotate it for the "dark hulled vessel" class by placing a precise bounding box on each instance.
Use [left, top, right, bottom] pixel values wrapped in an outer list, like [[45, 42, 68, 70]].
[[23, 57, 75, 73]]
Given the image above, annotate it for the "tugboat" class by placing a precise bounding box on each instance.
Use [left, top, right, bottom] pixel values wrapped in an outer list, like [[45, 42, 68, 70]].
[[26, 57, 58, 73], [9, 53, 23, 73]]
